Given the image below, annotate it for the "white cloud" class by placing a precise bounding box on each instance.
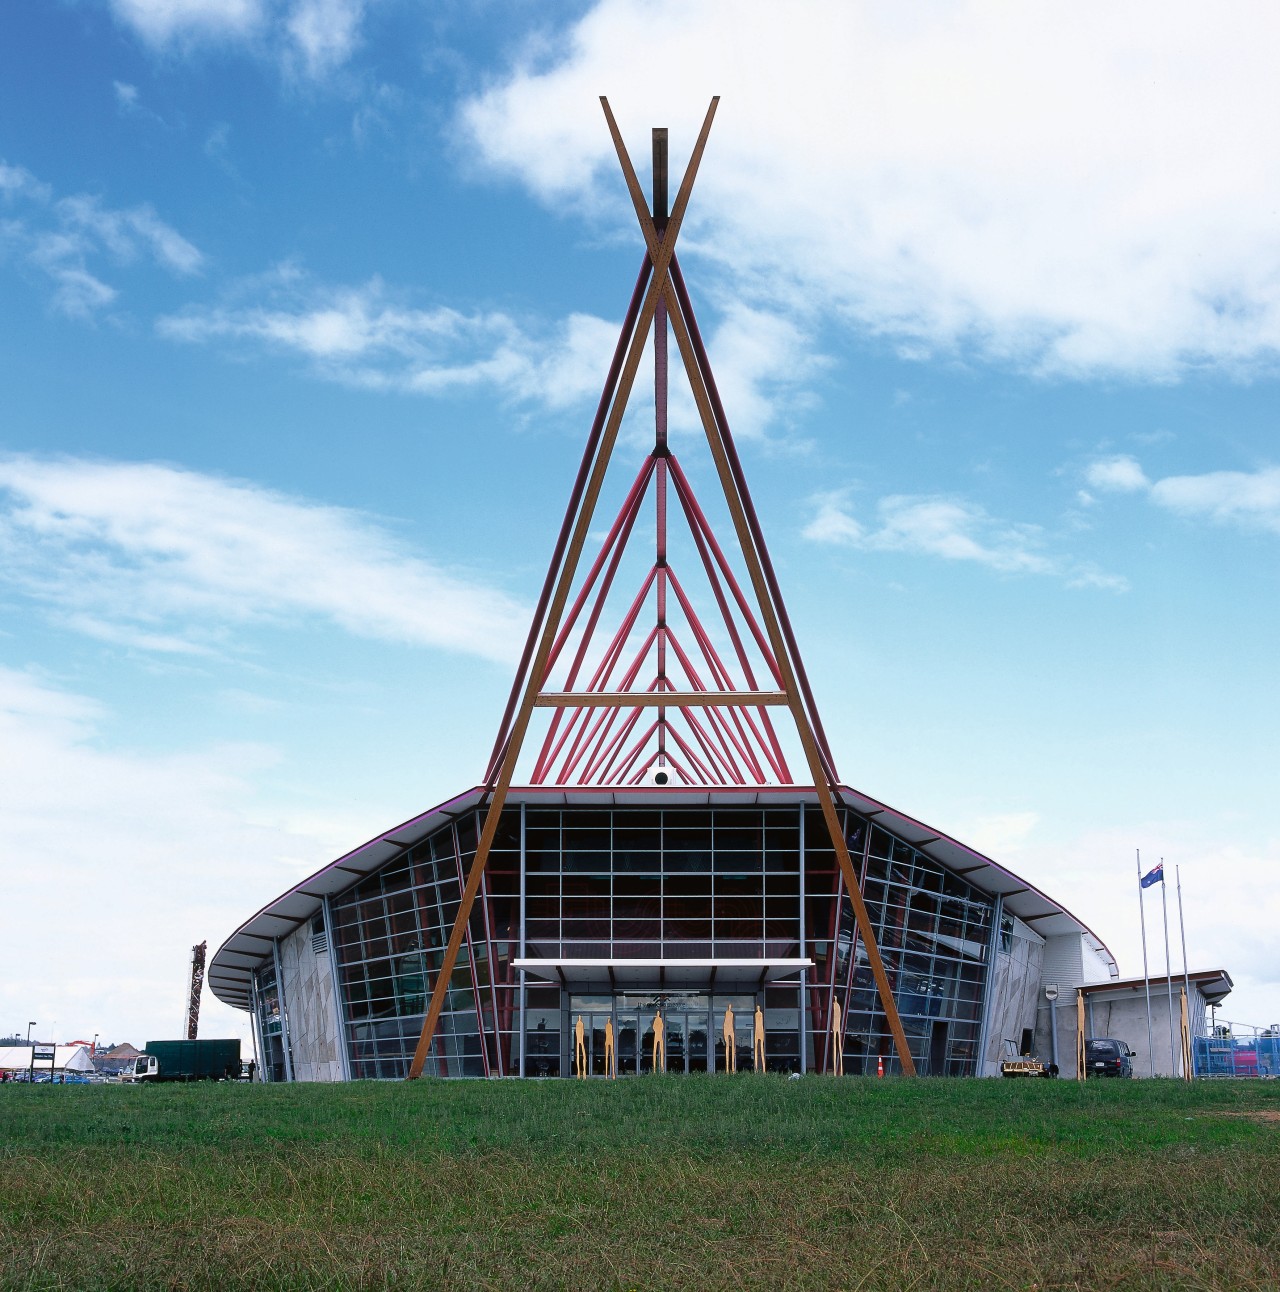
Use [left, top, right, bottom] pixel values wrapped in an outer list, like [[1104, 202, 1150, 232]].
[[0, 665, 335, 1048], [161, 271, 817, 437], [286, 0, 365, 77], [0, 455, 528, 663], [809, 491, 1046, 572], [803, 492, 865, 547], [460, 0, 1280, 380], [58, 195, 203, 275], [1084, 456, 1280, 536], [109, 0, 266, 45], [1085, 455, 1150, 493], [1151, 467, 1280, 535], [674, 302, 825, 440], [805, 489, 1127, 590], [159, 272, 621, 410], [108, 0, 368, 78], [869, 497, 1053, 574], [0, 161, 50, 202], [0, 158, 200, 317]]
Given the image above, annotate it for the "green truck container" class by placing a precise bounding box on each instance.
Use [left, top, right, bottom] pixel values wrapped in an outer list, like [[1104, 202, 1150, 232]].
[[130, 1039, 241, 1082]]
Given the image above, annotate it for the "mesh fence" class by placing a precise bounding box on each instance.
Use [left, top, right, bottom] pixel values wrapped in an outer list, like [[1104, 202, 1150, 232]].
[[1194, 1033, 1280, 1077]]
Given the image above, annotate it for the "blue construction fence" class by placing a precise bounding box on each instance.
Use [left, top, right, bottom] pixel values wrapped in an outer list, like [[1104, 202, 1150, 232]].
[[1194, 1033, 1280, 1078]]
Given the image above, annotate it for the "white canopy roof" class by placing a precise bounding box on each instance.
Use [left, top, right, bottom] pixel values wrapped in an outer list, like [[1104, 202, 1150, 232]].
[[0, 1045, 94, 1072], [211, 783, 1118, 1010]]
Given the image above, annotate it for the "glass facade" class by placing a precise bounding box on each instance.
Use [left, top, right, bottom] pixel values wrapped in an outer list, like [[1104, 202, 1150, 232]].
[[305, 799, 994, 1079], [252, 959, 291, 1082]]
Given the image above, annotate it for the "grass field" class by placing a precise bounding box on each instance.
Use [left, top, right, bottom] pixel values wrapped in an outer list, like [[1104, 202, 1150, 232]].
[[1, 1076, 1278, 1290]]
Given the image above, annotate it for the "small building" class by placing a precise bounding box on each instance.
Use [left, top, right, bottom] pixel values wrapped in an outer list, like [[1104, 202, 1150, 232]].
[[1077, 970, 1232, 1078], [95, 1043, 141, 1076]]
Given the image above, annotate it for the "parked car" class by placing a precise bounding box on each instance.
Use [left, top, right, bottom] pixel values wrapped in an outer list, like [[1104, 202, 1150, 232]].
[[1085, 1037, 1134, 1077]]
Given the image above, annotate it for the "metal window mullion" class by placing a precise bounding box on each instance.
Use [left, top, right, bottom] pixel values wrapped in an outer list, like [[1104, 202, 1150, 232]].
[[976, 893, 1003, 1077], [844, 814, 875, 1065], [248, 972, 265, 1082], [822, 818, 843, 1075], [477, 840, 505, 1078], [519, 801, 527, 1079], [798, 801, 807, 1074], [323, 894, 353, 1082], [272, 936, 295, 1083]]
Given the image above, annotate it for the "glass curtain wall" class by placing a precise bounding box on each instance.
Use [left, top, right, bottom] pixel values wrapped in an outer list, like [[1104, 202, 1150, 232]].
[[808, 812, 994, 1076], [325, 802, 994, 1078], [252, 961, 292, 1082]]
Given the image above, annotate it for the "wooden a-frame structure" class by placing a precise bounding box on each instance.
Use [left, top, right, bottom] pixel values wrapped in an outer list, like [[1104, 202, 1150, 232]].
[[408, 97, 916, 1078]]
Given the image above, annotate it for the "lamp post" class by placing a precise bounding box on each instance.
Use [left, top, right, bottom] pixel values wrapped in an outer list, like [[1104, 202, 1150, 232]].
[[26, 1022, 36, 1044]]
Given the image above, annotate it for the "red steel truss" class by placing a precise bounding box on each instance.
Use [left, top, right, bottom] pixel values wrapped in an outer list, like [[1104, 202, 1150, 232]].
[[410, 98, 917, 1077]]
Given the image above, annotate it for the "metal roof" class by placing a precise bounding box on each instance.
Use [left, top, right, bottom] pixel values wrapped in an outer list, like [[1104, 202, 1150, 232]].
[[1079, 968, 1233, 1005], [209, 782, 1118, 1011]]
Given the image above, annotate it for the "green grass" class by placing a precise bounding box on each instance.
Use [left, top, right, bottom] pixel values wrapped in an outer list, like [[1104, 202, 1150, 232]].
[[2, 1076, 1278, 1290]]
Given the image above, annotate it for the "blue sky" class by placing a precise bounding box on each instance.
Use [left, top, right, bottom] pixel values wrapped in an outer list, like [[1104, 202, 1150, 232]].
[[2, 0, 1277, 1049]]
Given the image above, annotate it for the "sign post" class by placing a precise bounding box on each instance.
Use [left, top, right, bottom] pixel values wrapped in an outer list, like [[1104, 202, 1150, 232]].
[[32, 1045, 55, 1082]]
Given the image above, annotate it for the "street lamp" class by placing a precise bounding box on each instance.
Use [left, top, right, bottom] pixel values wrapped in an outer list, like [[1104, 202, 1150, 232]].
[[26, 1022, 36, 1044]]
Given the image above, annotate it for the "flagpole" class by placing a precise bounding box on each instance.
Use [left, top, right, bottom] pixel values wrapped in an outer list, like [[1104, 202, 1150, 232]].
[[1137, 848, 1155, 1077], [1160, 858, 1177, 1076], [1177, 864, 1193, 1071]]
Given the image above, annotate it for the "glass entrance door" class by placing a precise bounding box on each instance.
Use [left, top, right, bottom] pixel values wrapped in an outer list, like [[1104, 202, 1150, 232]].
[[566, 991, 759, 1075]]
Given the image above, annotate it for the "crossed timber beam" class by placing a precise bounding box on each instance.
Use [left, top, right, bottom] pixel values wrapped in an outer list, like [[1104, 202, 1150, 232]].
[[408, 97, 916, 1079]]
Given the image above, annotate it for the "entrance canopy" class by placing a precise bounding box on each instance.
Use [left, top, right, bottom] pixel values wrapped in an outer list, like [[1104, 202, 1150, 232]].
[[513, 956, 814, 991]]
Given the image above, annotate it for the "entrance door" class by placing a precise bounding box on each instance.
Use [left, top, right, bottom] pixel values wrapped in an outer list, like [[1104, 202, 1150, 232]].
[[687, 1012, 708, 1073], [665, 1012, 686, 1073], [712, 995, 756, 1072], [929, 1020, 949, 1076], [616, 1011, 638, 1075], [564, 992, 760, 1075]]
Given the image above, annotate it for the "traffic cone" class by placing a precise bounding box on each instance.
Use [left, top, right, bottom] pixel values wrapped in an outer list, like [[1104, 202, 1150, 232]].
[[877, 1054, 884, 1078]]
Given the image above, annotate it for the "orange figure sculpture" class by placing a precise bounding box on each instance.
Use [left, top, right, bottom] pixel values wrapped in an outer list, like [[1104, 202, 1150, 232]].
[[604, 1017, 616, 1079], [575, 1013, 587, 1079], [651, 1010, 665, 1073], [753, 1004, 766, 1071], [722, 1003, 736, 1073], [831, 995, 844, 1076]]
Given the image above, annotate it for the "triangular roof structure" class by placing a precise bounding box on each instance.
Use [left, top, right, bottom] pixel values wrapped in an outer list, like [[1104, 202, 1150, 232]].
[[0, 1045, 94, 1073], [408, 99, 917, 1077]]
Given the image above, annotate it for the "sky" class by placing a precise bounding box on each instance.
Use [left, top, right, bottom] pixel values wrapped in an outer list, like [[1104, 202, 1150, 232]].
[[2, 0, 1278, 1050]]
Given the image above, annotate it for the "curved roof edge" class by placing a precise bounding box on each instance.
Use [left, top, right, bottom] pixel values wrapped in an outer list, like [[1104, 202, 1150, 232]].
[[209, 783, 1117, 1012]]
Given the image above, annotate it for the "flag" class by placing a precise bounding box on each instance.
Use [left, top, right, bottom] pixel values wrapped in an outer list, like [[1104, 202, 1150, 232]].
[[1140, 862, 1164, 889]]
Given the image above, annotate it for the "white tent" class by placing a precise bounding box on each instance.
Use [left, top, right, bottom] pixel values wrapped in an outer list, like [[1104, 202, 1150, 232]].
[[0, 1045, 95, 1074]]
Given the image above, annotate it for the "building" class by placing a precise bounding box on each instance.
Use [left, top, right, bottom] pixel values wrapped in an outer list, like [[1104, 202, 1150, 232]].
[[209, 104, 1120, 1081], [1076, 970, 1233, 1078], [211, 786, 1118, 1081], [95, 1043, 141, 1077]]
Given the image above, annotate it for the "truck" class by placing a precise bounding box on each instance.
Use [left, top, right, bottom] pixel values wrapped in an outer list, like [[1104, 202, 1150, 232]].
[[126, 1039, 241, 1082]]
